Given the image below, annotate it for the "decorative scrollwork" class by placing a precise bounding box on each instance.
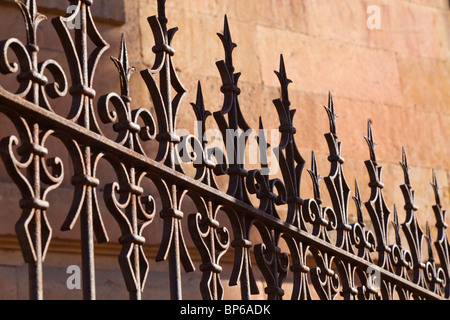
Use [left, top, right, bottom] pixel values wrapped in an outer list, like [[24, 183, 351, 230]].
[[310, 249, 340, 300], [350, 181, 380, 300], [253, 225, 289, 300], [213, 15, 251, 204], [141, 0, 187, 169], [282, 234, 312, 300], [0, 37, 32, 98], [351, 180, 376, 262], [0, 1, 68, 108], [52, 0, 109, 131], [140, 0, 194, 300], [0, 117, 63, 299], [247, 119, 287, 218], [103, 163, 156, 300], [303, 152, 337, 242], [187, 83, 231, 300], [424, 222, 446, 296], [390, 206, 413, 280], [188, 202, 230, 300]]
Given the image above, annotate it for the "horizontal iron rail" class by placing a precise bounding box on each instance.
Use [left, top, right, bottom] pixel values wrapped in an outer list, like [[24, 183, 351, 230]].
[[0, 87, 443, 300]]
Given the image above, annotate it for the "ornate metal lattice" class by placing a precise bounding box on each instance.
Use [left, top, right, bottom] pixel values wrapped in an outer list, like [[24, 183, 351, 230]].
[[0, 0, 448, 300]]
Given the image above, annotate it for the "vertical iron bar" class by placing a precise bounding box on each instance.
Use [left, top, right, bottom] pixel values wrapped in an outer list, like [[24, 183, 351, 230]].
[[29, 19, 43, 298], [169, 185, 182, 300], [130, 167, 141, 300], [81, 148, 96, 300], [79, 3, 96, 300]]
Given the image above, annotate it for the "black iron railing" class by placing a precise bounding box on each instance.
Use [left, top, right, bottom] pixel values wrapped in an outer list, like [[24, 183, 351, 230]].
[[0, 0, 448, 300]]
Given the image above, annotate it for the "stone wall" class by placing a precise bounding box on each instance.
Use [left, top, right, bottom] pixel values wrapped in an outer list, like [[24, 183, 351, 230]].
[[0, 0, 448, 300]]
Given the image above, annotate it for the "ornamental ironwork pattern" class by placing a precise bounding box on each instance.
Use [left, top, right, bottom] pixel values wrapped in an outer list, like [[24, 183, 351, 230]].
[[0, 0, 448, 300]]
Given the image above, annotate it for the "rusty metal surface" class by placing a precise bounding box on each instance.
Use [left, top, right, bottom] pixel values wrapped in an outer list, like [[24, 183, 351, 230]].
[[0, 0, 448, 300]]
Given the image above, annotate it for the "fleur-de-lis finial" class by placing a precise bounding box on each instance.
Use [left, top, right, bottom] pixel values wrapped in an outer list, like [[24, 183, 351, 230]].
[[273, 55, 298, 150], [15, 0, 47, 45], [365, 120, 377, 163], [324, 92, 338, 137]]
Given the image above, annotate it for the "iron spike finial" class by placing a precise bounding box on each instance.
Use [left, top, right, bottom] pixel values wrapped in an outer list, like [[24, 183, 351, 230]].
[[274, 54, 293, 108], [392, 205, 402, 247], [431, 169, 442, 207], [15, 0, 46, 45], [111, 34, 135, 98], [191, 81, 211, 133], [400, 146, 411, 187], [118, 34, 130, 75], [308, 151, 322, 201], [353, 179, 364, 225], [324, 91, 338, 137], [218, 15, 237, 71], [365, 120, 377, 163]]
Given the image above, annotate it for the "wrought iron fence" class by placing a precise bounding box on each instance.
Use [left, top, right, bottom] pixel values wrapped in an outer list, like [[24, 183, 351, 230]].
[[0, 0, 448, 300]]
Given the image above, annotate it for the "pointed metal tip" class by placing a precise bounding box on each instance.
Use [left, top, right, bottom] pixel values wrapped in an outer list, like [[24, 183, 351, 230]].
[[259, 116, 264, 130], [280, 54, 285, 66], [311, 151, 317, 172], [195, 81, 204, 107], [354, 179, 360, 192], [400, 147, 410, 177], [432, 168, 437, 184], [196, 80, 202, 91], [393, 205, 400, 230], [327, 91, 335, 114], [367, 121, 373, 138], [431, 168, 442, 206], [223, 14, 230, 31]]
